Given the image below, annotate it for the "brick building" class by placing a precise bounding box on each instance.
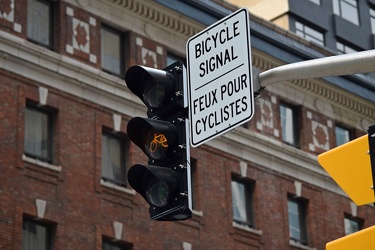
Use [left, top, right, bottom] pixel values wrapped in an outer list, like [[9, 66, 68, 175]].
[[0, 0, 374, 249]]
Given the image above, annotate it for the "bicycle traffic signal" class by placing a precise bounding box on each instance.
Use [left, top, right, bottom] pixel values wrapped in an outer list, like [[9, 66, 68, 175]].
[[318, 124, 375, 206], [318, 124, 375, 249], [326, 225, 375, 250], [125, 61, 192, 221]]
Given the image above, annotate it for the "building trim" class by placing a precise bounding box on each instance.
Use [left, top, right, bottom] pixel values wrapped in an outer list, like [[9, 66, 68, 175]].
[[252, 51, 375, 121], [66, 0, 375, 103]]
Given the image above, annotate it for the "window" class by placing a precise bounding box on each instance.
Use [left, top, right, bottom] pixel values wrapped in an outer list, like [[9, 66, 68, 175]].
[[231, 176, 254, 227], [307, 0, 320, 6], [370, 7, 375, 34], [335, 125, 350, 146], [166, 54, 186, 67], [27, 0, 54, 48], [295, 21, 324, 46], [22, 219, 53, 250], [24, 106, 54, 163], [279, 103, 299, 147], [101, 25, 124, 76], [336, 41, 358, 54], [102, 239, 130, 250], [333, 0, 359, 25], [102, 132, 127, 187], [288, 197, 307, 244], [167, 54, 179, 66], [344, 215, 362, 235]]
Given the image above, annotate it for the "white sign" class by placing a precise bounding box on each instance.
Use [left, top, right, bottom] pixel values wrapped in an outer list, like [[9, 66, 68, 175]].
[[186, 8, 254, 147]]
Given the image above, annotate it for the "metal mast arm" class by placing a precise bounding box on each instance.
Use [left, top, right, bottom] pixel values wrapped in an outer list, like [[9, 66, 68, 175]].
[[258, 49, 375, 87]]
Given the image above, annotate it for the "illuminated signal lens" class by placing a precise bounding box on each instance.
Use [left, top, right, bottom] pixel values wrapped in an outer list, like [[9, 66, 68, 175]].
[[144, 131, 169, 160], [127, 117, 177, 161]]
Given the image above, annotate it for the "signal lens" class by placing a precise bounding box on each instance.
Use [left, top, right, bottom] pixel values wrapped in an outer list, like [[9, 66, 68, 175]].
[[144, 131, 169, 160], [143, 80, 166, 108], [145, 175, 170, 207]]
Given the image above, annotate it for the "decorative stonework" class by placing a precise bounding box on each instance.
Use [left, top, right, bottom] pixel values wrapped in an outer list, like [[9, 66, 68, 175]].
[[294, 181, 302, 197], [103, 0, 200, 38], [182, 242, 192, 250], [260, 99, 273, 127], [113, 221, 123, 240], [292, 78, 375, 119], [256, 97, 279, 137], [239, 161, 247, 177], [65, 6, 97, 64], [0, 0, 14, 22], [35, 199, 47, 218], [0, 0, 21, 33], [38, 86, 48, 106], [310, 120, 329, 151], [136, 37, 163, 68], [73, 18, 90, 53], [142, 48, 157, 67], [112, 114, 121, 132]]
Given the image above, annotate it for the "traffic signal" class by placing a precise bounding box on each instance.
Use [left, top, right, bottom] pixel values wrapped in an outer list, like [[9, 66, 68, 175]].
[[318, 124, 375, 249], [317, 124, 375, 206], [125, 61, 192, 221], [326, 225, 375, 250]]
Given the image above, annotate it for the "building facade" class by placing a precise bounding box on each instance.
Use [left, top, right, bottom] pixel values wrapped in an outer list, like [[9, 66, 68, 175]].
[[0, 0, 374, 249], [227, 0, 375, 53]]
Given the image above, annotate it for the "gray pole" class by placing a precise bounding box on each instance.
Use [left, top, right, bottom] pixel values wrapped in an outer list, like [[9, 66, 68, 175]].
[[258, 49, 375, 87]]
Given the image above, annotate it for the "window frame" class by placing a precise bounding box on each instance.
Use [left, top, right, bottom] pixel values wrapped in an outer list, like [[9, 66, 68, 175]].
[[101, 131, 128, 187], [24, 105, 54, 164], [307, 0, 320, 5], [336, 40, 358, 54], [333, 0, 359, 26], [22, 218, 54, 250], [166, 54, 186, 67], [102, 237, 132, 250], [335, 124, 351, 147], [287, 196, 308, 245], [295, 20, 325, 46], [231, 175, 255, 227], [101, 24, 125, 77], [279, 102, 300, 148], [27, 0, 55, 49], [370, 7, 375, 34], [344, 214, 363, 235]]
